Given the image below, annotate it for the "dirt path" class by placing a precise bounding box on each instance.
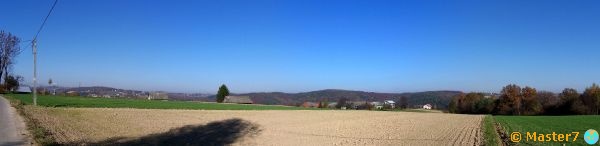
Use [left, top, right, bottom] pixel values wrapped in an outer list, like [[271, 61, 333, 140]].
[[0, 96, 31, 146], [28, 108, 484, 145]]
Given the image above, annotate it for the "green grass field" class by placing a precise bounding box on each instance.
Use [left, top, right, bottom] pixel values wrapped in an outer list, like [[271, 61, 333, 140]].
[[483, 115, 501, 146], [494, 115, 600, 146], [4, 94, 309, 110]]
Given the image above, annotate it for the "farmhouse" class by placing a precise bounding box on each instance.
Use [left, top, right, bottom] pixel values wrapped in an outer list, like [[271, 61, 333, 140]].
[[16, 86, 31, 94], [224, 96, 253, 104], [327, 102, 337, 108], [423, 104, 432, 109], [148, 92, 169, 100], [347, 101, 368, 109], [302, 102, 318, 108], [371, 102, 383, 110], [384, 100, 395, 109], [66, 91, 79, 96]]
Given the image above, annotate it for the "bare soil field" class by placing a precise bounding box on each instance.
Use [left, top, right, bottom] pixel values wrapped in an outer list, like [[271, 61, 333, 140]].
[[25, 106, 484, 145]]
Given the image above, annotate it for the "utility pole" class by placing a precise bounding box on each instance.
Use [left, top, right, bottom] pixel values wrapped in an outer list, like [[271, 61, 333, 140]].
[[31, 0, 58, 106], [32, 40, 38, 106]]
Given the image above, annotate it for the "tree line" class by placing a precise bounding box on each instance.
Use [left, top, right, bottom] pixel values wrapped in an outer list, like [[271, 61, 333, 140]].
[[449, 84, 600, 115]]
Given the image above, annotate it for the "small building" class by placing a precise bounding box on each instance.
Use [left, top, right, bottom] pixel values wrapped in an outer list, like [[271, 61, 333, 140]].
[[347, 101, 368, 109], [384, 100, 396, 109], [16, 86, 31, 94], [66, 91, 79, 96], [148, 92, 169, 100], [371, 102, 383, 110], [224, 96, 253, 104], [423, 104, 432, 110], [302, 102, 319, 108], [327, 102, 337, 108]]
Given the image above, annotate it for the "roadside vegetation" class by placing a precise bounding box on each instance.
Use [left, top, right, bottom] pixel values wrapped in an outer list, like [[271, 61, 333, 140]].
[[6, 94, 310, 110]]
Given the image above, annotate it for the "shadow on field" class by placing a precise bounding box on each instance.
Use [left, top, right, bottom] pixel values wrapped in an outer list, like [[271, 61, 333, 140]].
[[70, 118, 261, 146]]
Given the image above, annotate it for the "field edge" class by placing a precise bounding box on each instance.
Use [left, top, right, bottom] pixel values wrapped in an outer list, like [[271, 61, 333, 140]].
[[482, 115, 502, 146]]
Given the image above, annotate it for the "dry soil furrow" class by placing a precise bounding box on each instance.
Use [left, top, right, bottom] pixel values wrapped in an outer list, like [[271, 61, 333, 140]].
[[26, 108, 484, 145]]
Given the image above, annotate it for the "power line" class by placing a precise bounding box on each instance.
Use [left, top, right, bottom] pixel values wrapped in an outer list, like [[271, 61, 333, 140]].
[[22, 43, 32, 51], [33, 0, 58, 41], [32, 0, 59, 106]]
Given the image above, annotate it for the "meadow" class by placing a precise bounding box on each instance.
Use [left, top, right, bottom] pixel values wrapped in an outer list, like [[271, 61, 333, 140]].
[[494, 115, 600, 145], [5, 94, 308, 110]]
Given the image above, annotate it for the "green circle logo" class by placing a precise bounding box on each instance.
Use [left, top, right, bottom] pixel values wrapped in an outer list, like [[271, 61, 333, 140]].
[[585, 129, 599, 145]]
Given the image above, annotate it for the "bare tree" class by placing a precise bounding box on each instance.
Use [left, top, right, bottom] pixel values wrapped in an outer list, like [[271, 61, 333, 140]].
[[399, 96, 408, 109], [0, 30, 22, 83], [537, 91, 558, 113], [559, 88, 587, 114], [335, 98, 347, 109]]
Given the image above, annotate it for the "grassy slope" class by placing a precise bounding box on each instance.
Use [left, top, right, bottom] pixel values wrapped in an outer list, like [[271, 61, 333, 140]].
[[495, 115, 600, 146], [6, 94, 310, 110]]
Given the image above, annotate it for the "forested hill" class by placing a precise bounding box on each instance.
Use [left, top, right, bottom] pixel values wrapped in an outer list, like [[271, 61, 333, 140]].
[[208, 89, 462, 109], [50, 86, 461, 109]]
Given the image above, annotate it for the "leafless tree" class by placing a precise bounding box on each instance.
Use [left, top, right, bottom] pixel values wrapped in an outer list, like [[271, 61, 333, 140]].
[[0, 30, 22, 83], [537, 91, 558, 111]]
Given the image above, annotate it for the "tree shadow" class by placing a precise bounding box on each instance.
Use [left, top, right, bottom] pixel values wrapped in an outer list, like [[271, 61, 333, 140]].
[[0, 140, 27, 146], [69, 118, 261, 146]]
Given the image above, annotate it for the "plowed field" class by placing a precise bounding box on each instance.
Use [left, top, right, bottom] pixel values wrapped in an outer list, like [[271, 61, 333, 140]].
[[26, 107, 484, 145]]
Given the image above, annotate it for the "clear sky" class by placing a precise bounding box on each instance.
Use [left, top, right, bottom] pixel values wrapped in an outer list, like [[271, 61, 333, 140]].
[[1, 0, 599, 93]]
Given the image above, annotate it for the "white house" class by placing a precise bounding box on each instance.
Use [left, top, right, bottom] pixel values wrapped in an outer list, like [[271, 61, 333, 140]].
[[371, 102, 383, 110], [423, 104, 432, 110], [148, 92, 169, 100], [327, 102, 338, 108], [384, 100, 395, 109]]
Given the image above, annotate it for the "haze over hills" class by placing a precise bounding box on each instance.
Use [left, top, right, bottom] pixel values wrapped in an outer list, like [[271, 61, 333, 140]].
[[43, 86, 462, 109]]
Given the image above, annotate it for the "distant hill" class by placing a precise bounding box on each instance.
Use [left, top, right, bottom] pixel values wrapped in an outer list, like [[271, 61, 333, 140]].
[[206, 89, 462, 109], [64, 86, 121, 92], [48, 86, 461, 109]]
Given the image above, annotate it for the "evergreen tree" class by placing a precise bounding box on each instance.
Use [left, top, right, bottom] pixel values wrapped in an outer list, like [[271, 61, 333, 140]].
[[216, 84, 230, 103]]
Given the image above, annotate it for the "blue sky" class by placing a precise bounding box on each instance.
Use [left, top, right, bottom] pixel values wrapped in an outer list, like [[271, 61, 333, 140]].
[[1, 0, 599, 93]]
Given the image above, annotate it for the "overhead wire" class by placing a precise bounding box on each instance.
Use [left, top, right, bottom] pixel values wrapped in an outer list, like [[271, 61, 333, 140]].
[[33, 0, 59, 41]]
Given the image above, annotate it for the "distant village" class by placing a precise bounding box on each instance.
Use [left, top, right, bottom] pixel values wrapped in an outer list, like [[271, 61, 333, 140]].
[[21, 86, 211, 101], [299, 100, 433, 110]]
